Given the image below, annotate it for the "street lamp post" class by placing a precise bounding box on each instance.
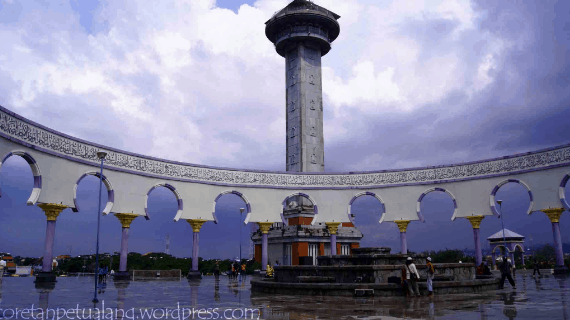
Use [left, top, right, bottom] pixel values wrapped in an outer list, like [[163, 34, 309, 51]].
[[497, 200, 509, 262], [239, 208, 245, 281], [93, 151, 107, 304]]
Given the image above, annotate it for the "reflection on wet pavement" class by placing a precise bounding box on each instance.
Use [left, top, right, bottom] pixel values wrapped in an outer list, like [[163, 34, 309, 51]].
[[0, 273, 567, 319]]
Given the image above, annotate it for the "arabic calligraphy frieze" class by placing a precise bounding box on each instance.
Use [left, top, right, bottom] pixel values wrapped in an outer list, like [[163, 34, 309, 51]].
[[1, 109, 570, 188]]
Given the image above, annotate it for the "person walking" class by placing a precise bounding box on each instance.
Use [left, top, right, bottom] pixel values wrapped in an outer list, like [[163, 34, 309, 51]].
[[401, 266, 409, 297], [499, 256, 516, 289], [483, 262, 492, 275], [405, 257, 421, 297], [476, 263, 485, 275], [532, 259, 541, 277], [214, 261, 220, 280], [241, 263, 246, 280], [509, 258, 516, 277], [426, 257, 435, 297]]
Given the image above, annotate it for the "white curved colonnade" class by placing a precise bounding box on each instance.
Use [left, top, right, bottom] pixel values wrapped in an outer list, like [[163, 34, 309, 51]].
[[1, 105, 569, 276]]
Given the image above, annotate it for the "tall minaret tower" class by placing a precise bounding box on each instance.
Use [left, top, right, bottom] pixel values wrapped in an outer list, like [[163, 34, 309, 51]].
[[265, 0, 340, 173], [252, 5, 360, 263]]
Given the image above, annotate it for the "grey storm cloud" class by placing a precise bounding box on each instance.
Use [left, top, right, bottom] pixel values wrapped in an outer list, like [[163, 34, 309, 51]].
[[324, 0, 570, 173]]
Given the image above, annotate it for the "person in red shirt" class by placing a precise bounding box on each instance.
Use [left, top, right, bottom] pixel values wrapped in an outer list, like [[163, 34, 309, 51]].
[[476, 263, 485, 275], [401, 266, 409, 297], [426, 257, 435, 297]]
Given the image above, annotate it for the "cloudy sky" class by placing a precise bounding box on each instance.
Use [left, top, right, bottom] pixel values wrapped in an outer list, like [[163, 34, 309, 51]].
[[1, 0, 569, 260]]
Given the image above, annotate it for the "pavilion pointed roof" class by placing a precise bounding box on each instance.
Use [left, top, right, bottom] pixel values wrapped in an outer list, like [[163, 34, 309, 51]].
[[487, 229, 525, 240]]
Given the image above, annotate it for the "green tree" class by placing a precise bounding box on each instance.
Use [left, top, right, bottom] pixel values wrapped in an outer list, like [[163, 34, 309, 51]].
[[422, 249, 474, 263]]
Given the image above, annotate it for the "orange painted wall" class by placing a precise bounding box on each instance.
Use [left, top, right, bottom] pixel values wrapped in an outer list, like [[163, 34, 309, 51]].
[[292, 242, 309, 265], [350, 243, 359, 255], [288, 217, 313, 225], [336, 243, 341, 255], [342, 222, 354, 227], [319, 243, 325, 256], [254, 244, 261, 263]]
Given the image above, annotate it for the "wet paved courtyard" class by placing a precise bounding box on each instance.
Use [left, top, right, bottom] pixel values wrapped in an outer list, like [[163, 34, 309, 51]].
[[0, 272, 568, 319]]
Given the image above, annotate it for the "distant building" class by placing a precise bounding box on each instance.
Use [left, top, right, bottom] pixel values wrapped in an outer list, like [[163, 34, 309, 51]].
[[487, 228, 525, 267], [0, 255, 16, 274], [0, 255, 16, 268]]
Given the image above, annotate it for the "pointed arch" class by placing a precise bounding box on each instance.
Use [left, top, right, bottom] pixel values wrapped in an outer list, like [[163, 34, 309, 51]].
[[490, 179, 534, 217], [417, 187, 459, 222], [492, 245, 510, 255], [0, 150, 42, 205], [145, 183, 184, 221], [348, 191, 386, 224], [73, 170, 115, 215], [280, 192, 318, 226], [514, 244, 524, 252], [560, 173, 570, 211], [212, 190, 252, 224]]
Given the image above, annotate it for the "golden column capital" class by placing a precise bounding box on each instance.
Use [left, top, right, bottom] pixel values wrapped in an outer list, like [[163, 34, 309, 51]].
[[465, 215, 485, 229], [257, 222, 273, 234], [38, 203, 68, 221], [325, 222, 341, 235], [394, 220, 411, 233], [541, 208, 565, 223], [114, 213, 139, 228], [186, 219, 208, 232]]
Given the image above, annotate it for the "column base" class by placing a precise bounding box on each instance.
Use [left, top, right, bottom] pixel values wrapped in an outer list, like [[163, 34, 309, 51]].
[[113, 271, 131, 281], [35, 272, 57, 284], [553, 266, 569, 275], [187, 271, 202, 280]]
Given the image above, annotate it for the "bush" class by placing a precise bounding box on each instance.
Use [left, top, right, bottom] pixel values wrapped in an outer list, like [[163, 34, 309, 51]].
[[57, 253, 261, 276], [421, 249, 474, 263]]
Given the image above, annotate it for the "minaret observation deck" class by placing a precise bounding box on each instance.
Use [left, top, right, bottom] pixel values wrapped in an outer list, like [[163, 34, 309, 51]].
[[265, 0, 341, 173]]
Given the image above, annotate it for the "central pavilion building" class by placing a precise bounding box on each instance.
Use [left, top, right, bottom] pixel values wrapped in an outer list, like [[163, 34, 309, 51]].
[[252, 0, 363, 266]]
